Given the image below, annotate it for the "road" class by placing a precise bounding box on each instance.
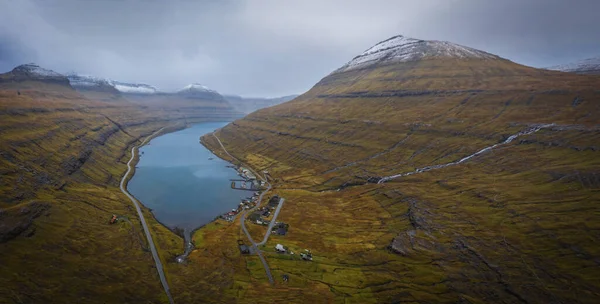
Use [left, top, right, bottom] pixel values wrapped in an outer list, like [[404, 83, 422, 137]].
[[257, 198, 285, 246], [211, 132, 276, 284], [120, 128, 174, 304]]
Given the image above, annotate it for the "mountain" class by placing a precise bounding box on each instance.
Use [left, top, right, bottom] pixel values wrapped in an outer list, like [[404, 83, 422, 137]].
[[177, 83, 223, 100], [65, 74, 240, 114], [200, 35, 600, 303], [335, 35, 499, 72], [67, 74, 157, 95], [547, 56, 600, 75], [66, 74, 121, 101], [0, 63, 72, 87], [223, 94, 299, 114]]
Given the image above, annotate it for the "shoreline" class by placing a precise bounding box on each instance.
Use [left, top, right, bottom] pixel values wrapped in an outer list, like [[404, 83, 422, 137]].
[[120, 126, 174, 304], [126, 121, 249, 262]]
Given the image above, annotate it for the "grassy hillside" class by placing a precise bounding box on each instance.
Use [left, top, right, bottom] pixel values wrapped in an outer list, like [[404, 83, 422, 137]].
[[0, 77, 240, 303], [199, 57, 600, 303]]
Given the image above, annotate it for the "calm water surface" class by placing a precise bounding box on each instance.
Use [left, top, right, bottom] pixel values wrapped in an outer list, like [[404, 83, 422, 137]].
[[128, 122, 248, 231]]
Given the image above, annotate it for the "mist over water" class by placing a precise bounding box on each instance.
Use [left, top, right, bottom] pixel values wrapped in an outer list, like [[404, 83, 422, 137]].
[[128, 122, 248, 231]]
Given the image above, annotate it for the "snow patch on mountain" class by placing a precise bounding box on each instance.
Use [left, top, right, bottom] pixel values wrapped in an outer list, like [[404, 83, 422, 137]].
[[14, 63, 63, 78], [336, 35, 499, 73], [67, 74, 112, 87], [112, 81, 157, 94], [179, 83, 217, 93], [546, 57, 600, 74], [67, 73, 158, 94]]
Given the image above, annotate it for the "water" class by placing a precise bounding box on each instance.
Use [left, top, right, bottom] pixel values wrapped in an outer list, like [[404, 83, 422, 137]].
[[128, 122, 248, 232]]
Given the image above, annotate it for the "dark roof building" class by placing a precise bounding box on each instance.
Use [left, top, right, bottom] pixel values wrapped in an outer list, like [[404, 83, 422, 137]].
[[239, 244, 250, 254]]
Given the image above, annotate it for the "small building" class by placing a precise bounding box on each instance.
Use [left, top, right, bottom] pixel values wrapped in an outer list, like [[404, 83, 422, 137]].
[[272, 222, 288, 235], [239, 245, 250, 254], [276, 227, 287, 235], [237, 240, 250, 254], [275, 244, 286, 253]]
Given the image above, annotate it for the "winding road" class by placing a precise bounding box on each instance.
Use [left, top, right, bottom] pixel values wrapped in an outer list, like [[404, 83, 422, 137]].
[[211, 132, 277, 284], [120, 127, 174, 304]]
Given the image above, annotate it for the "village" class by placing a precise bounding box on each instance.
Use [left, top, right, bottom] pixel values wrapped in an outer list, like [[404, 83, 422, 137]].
[[219, 166, 265, 222], [219, 164, 314, 282]]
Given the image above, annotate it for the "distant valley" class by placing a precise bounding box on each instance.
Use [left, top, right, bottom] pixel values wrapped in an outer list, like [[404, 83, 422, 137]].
[[223, 94, 299, 114]]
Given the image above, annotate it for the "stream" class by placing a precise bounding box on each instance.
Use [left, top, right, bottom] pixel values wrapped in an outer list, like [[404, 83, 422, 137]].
[[378, 124, 554, 183]]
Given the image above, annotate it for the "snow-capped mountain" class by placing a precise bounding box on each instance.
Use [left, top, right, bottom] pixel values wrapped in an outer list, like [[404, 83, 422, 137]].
[[66, 72, 225, 99], [3, 63, 71, 87], [546, 57, 600, 75], [67, 73, 158, 94], [178, 83, 218, 94], [12, 63, 65, 79], [336, 35, 500, 73], [177, 83, 223, 100]]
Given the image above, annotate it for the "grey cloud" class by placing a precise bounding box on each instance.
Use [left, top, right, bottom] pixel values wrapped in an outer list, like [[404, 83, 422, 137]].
[[0, 0, 598, 96]]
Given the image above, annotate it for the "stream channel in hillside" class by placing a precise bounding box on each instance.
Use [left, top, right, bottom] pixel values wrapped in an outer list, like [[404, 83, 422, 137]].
[[128, 122, 248, 261]]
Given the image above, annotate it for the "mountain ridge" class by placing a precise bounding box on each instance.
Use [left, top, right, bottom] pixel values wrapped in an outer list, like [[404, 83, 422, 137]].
[[0, 63, 72, 88], [547, 56, 600, 75]]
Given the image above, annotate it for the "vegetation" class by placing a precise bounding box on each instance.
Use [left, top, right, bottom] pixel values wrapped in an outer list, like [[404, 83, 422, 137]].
[[197, 58, 600, 302], [1, 56, 599, 303], [0, 77, 239, 303]]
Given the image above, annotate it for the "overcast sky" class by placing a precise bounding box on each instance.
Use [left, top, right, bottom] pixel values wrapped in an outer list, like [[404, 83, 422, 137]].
[[1, 0, 599, 97]]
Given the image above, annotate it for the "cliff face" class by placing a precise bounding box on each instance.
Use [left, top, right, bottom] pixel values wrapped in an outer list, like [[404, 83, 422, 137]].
[[200, 36, 600, 303]]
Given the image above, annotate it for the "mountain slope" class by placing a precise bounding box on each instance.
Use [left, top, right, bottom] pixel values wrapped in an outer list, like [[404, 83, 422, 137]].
[[547, 56, 600, 75], [0, 64, 242, 303], [200, 35, 600, 303]]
